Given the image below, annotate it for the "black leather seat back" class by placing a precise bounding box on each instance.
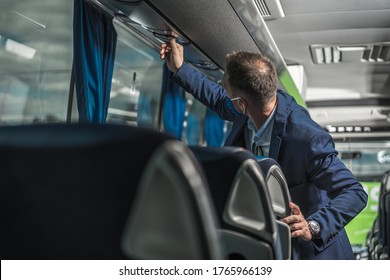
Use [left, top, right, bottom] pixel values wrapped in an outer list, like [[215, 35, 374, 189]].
[[190, 146, 278, 260], [0, 124, 221, 260]]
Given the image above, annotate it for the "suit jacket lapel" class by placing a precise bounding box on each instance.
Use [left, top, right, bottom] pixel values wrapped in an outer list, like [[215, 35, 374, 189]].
[[269, 133, 282, 160], [244, 126, 252, 151], [269, 90, 292, 160]]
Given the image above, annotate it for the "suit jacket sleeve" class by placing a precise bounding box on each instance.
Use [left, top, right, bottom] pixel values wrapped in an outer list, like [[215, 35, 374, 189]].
[[171, 62, 240, 121], [304, 131, 368, 250]]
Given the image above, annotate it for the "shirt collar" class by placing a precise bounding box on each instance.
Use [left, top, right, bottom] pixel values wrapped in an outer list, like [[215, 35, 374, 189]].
[[247, 102, 278, 144]]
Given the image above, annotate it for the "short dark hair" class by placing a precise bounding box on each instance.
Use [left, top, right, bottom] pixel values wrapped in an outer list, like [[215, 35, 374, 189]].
[[225, 51, 278, 105]]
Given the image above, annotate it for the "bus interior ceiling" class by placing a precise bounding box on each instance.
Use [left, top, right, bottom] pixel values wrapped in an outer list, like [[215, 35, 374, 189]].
[[263, 0, 390, 139]]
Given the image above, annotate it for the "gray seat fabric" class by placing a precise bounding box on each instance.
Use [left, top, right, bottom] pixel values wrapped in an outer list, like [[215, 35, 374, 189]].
[[0, 124, 222, 260], [256, 157, 292, 260], [256, 157, 291, 218]]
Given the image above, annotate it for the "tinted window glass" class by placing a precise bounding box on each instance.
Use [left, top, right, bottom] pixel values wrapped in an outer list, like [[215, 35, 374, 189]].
[[0, 0, 73, 125], [336, 140, 390, 181], [108, 21, 163, 128]]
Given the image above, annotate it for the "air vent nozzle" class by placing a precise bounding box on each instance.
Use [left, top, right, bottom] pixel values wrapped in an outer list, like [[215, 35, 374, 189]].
[[254, 0, 285, 20], [362, 44, 390, 63], [311, 43, 390, 64]]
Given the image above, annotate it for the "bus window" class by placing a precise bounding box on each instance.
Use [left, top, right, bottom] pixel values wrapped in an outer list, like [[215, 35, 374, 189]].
[[336, 139, 390, 252], [0, 0, 73, 125], [336, 140, 390, 182], [107, 21, 163, 128]]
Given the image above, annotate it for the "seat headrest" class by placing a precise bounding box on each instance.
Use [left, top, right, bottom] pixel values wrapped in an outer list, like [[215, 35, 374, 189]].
[[190, 146, 275, 243], [189, 146, 256, 217]]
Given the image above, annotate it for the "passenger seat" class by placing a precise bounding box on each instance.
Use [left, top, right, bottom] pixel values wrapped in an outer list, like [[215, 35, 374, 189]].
[[190, 146, 281, 260], [0, 124, 222, 260]]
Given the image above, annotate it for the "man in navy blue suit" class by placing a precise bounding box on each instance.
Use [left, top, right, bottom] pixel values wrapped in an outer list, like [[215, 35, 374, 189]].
[[160, 39, 367, 259]]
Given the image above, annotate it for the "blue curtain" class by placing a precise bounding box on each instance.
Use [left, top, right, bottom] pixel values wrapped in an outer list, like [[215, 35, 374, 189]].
[[204, 108, 224, 146], [73, 0, 117, 123], [137, 94, 153, 128], [162, 64, 186, 139]]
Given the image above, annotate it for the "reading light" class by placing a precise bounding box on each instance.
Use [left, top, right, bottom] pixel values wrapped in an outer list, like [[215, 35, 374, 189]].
[[5, 39, 36, 60]]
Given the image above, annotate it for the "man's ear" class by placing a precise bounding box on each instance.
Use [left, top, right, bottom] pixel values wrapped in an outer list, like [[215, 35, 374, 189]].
[[238, 99, 246, 112]]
